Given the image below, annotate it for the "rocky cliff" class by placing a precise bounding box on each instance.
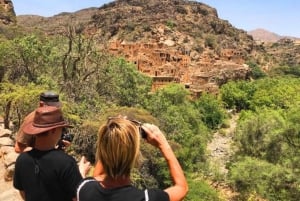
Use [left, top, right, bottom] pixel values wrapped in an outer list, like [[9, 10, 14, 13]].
[[0, 0, 16, 25]]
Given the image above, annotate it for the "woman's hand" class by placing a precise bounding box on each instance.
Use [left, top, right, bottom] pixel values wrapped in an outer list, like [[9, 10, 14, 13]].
[[141, 123, 170, 150]]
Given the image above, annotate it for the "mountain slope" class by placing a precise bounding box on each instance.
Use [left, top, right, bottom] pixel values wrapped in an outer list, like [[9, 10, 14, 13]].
[[248, 28, 283, 42], [248, 28, 300, 43], [89, 0, 255, 92], [90, 0, 254, 49], [16, 0, 256, 93], [16, 8, 99, 35]]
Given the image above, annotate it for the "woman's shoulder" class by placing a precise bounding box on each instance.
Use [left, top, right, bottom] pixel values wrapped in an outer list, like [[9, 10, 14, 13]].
[[77, 177, 97, 189], [146, 188, 169, 201], [77, 179, 169, 201], [80, 177, 97, 184]]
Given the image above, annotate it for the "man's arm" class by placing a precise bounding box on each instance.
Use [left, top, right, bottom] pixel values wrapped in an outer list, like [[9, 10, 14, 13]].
[[14, 112, 35, 153], [14, 141, 27, 153], [78, 156, 91, 178]]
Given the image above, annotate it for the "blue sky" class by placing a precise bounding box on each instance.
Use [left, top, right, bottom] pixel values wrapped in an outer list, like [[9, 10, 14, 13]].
[[12, 0, 300, 38]]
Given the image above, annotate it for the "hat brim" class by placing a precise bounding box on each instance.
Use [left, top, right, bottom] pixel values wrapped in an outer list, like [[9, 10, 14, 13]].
[[23, 121, 72, 135]]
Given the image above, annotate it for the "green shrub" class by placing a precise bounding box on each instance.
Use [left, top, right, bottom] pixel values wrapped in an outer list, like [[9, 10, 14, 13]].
[[246, 61, 266, 79], [195, 93, 227, 129], [204, 34, 217, 49], [186, 178, 222, 201], [228, 157, 300, 201], [166, 20, 176, 29]]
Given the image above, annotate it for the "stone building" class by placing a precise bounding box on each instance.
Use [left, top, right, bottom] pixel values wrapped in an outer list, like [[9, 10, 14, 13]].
[[109, 40, 249, 95], [109, 40, 192, 89]]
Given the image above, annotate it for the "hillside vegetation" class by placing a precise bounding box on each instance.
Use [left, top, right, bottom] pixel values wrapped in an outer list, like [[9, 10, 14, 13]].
[[0, 0, 300, 200]]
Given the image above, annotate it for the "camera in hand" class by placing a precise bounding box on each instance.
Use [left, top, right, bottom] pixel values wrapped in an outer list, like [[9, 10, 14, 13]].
[[57, 129, 74, 149], [128, 119, 147, 139], [108, 117, 147, 139], [139, 127, 147, 139]]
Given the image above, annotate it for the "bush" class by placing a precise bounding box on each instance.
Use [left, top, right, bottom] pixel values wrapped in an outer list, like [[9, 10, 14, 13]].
[[186, 178, 222, 201], [246, 61, 266, 79], [228, 157, 300, 201], [205, 34, 217, 49], [166, 20, 176, 29], [195, 93, 227, 129], [234, 109, 285, 162], [220, 81, 255, 111]]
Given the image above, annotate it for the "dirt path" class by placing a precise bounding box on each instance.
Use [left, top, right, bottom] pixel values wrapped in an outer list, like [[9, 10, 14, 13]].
[[207, 114, 238, 174], [0, 119, 22, 201], [0, 156, 22, 201], [206, 113, 239, 200]]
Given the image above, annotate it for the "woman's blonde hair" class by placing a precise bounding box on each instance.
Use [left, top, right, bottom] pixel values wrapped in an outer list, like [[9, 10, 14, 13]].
[[96, 117, 140, 179]]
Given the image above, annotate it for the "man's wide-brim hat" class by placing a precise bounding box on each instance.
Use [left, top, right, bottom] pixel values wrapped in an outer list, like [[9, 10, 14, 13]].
[[23, 106, 72, 135]]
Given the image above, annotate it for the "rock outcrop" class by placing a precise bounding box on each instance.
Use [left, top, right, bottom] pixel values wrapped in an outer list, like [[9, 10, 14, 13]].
[[0, 0, 16, 25], [0, 120, 21, 201], [0, 124, 17, 182]]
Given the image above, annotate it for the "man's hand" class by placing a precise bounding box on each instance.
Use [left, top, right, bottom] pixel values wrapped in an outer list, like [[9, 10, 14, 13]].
[[78, 156, 91, 178]]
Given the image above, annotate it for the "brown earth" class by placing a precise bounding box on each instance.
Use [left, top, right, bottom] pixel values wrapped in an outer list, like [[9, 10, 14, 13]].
[[0, 154, 22, 201]]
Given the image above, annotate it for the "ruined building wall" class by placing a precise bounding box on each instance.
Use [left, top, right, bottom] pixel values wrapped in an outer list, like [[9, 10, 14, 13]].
[[109, 40, 247, 93]]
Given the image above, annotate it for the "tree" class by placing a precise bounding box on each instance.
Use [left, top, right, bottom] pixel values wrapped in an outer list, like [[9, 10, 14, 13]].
[[144, 84, 210, 171], [96, 57, 152, 107], [6, 35, 53, 83], [250, 77, 300, 110], [220, 81, 256, 111], [234, 109, 286, 163], [0, 83, 43, 129], [194, 93, 227, 129], [57, 25, 109, 102], [246, 60, 266, 79]]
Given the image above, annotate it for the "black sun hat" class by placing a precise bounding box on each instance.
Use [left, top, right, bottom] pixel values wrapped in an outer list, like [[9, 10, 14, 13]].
[[39, 91, 62, 107], [40, 91, 59, 102]]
